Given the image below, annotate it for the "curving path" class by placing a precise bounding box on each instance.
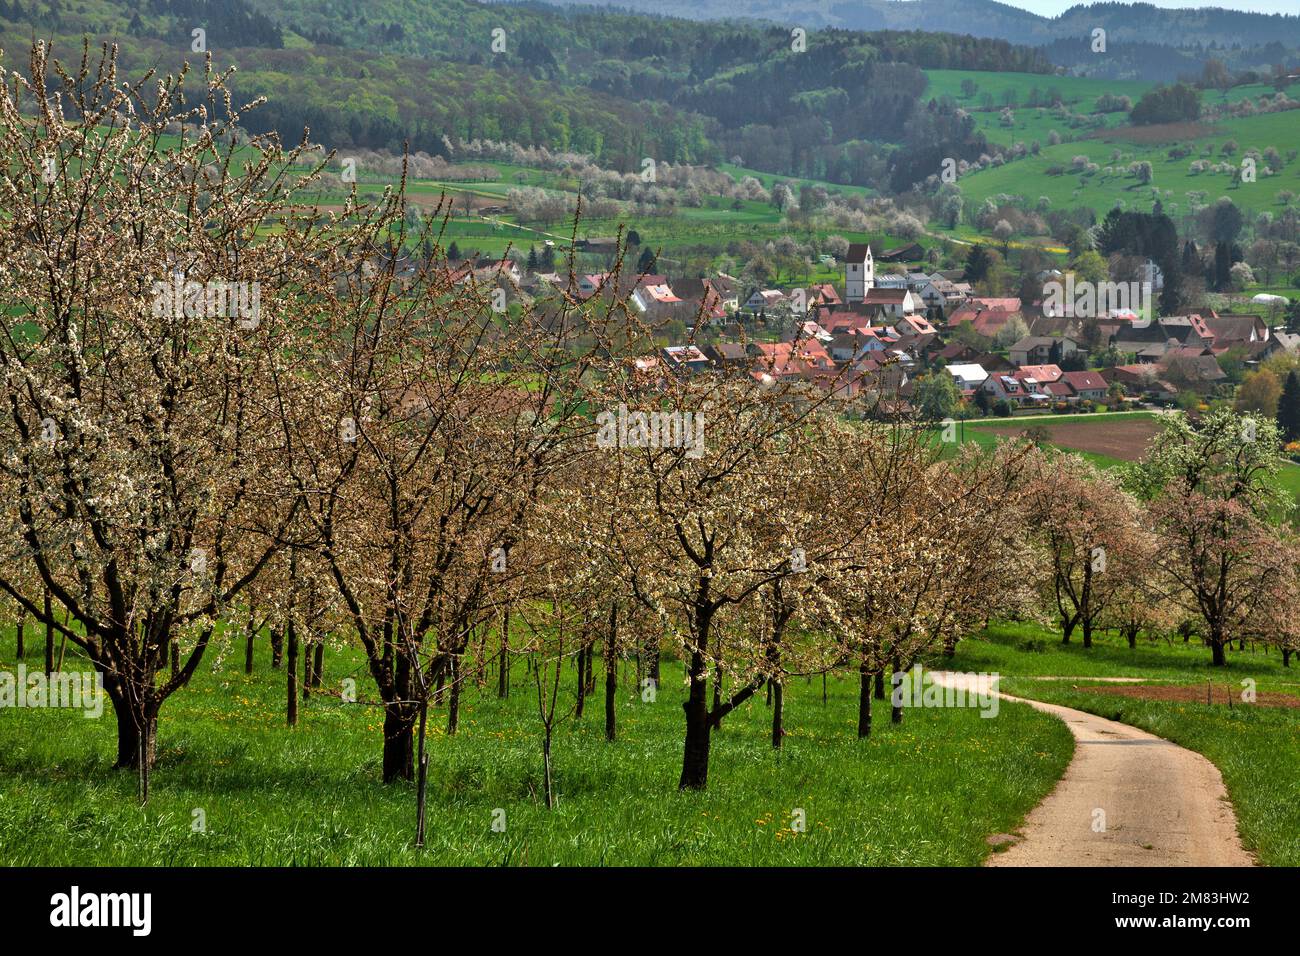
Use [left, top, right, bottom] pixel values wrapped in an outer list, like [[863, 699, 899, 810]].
[[931, 671, 1255, 867]]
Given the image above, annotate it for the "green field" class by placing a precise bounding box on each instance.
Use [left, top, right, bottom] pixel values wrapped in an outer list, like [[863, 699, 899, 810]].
[[0, 630, 1072, 866], [925, 70, 1153, 148], [954, 110, 1300, 223]]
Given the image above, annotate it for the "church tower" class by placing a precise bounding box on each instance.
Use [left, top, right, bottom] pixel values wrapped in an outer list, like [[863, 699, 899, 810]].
[[845, 243, 874, 304]]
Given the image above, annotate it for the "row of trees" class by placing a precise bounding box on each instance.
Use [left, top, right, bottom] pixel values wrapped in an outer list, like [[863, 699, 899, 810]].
[[2, 47, 1295, 818]]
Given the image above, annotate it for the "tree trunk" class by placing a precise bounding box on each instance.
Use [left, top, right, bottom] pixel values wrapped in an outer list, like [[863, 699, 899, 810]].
[[1210, 636, 1227, 667], [1126, 625, 1138, 649], [858, 659, 873, 739], [1061, 614, 1075, 644], [447, 655, 461, 735], [302, 640, 313, 700], [771, 679, 784, 749], [1283, 649, 1291, 668], [14, 615, 23, 659], [575, 641, 587, 718], [711, 659, 722, 715], [382, 706, 416, 782], [873, 670, 885, 701], [312, 643, 324, 689], [414, 700, 430, 847], [678, 645, 711, 791], [244, 628, 255, 674], [542, 731, 555, 810], [286, 620, 298, 727], [890, 657, 903, 724], [604, 604, 618, 743], [111, 693, 157, 771], [1081, 618, 1093, 649], [497, 609, 510, 699], [270, 628, 283, 669], [43, 590, 54, 674]]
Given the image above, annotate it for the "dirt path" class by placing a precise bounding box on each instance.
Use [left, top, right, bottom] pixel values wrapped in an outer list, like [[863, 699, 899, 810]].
[[931, 671, 1255, 867]]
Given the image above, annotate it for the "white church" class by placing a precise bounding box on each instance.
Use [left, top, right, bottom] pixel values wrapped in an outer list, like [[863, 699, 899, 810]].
[[844, 243, 874, 304]]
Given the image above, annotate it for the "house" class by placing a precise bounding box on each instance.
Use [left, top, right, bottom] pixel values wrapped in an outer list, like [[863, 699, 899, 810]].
[[946, 363, 990, 393], [982, 372, 1035, 405], [1159, 350, 1226, 388], [630, 278, 682, 314], [913, 274, 968, 316], [709, 275, 741, 310], [796, 320, 834, 343], [576, 237, 620, 254], [844, 243, 876, 304], [1059, 370, 1108, 401], [1015, 364, 1064, 385], [703, 342, 749, 369], [859, 288, 921, 319], [671, 277, 728, 322], [893, 314, 938, 337], [818, 306, 875, 334], [744, 289, 787, 312], [1272, 331, 1300, 354], [851, 353, 909, 396], [660, 345, 711, 375], [946, 298, 1023, 339], [1009, 335, 1079, 367], [1112, 315, 1212, 355], [807, 283, 842, 308], [1204, 314, 1268, 349], [830, 328, 886, 363], [1103, 364, 1179, 401], [874, 273, 909, 289], [750, 338, 835, 378], [578, 273, 612, 298], [877, 242, 925, 263]]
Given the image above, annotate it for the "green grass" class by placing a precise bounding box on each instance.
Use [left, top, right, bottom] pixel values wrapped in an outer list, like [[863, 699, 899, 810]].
[[925, 70, 1152, 149], [954, 109, 1300, 230], [0, 631, 1071, 866], [951, 621, 1296, 685]]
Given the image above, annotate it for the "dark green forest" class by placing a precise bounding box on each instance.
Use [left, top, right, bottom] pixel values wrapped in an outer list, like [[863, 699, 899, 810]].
[[0, 0, 1052, 187]]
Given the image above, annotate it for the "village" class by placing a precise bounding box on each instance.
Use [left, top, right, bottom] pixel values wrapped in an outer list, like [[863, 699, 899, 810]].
[[444, 240, 1294, 417]]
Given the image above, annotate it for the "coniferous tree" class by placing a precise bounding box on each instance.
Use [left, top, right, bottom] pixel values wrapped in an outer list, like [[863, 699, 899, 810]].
[[1278, 370, 1300, 443]]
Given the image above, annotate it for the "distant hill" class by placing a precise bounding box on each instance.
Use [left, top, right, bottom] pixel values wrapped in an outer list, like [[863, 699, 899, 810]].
[[523, 0, 1300, 47], [525, 0, 1300, 80]]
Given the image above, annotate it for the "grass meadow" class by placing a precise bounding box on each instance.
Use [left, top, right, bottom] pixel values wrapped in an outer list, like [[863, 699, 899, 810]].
[[0, 628, 1072, 866]]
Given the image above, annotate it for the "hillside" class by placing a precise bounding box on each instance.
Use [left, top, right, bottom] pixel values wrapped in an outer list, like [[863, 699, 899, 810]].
[[536, 0, 1300, 80], [954, 101, 1300, 225], [0, 0, 1053, 188]]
